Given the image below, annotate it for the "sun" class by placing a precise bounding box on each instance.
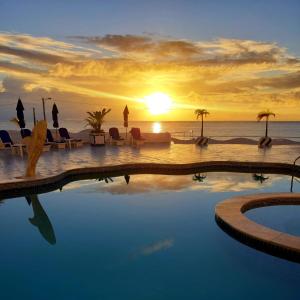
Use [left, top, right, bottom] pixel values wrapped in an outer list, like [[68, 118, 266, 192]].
[[144, 92, 172, 115]]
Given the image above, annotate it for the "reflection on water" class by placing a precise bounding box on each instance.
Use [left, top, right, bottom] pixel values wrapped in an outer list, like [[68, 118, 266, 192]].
[[26, 194, 56, 245], [152, 122, 161, 133], [0, 172, 300, 299], [76, 172, 286, 195], [193, 173, 207, 182], [252, 173, 269, 184]]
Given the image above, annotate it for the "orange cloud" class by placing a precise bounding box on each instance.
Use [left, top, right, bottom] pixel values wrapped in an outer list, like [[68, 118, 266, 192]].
[[1, 32, 299, 120]]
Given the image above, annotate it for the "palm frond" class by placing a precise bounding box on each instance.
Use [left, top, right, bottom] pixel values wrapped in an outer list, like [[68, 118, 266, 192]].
[[10, 117, 20, 127], [257, 110, 275, 121], [194, 109, 209, 119], [85, 108, 111, 132]]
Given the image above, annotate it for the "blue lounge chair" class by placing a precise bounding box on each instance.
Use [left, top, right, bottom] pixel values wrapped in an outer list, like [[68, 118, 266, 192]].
[[0, 130, 26, 156], [0, 130, 14, 147], [20, 129, 51, 152], [46, 129, 66, 149], [20, 129, 32, 139], [59, 128, 83, 148]]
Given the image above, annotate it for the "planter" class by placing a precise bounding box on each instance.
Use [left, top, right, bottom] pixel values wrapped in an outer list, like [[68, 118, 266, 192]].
[[89, 132, 105, 146]]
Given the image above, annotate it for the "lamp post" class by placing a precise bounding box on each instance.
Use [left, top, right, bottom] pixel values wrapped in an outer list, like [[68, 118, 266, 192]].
[[33, 107, 36, 125], [42, 97, 52, 121]]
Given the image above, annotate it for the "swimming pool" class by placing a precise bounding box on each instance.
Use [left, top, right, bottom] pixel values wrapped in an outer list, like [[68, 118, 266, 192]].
[[0, 171, 299, 299]]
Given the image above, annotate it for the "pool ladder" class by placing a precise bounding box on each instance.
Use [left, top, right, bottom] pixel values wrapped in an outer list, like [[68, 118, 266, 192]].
[[290, 155, 300, 192]]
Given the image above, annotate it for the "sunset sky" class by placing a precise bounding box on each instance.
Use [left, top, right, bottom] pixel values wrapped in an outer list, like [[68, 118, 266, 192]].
[[0, 0, 299, 122]]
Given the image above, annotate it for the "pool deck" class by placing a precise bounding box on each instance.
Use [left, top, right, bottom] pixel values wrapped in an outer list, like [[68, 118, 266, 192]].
[[215, 193, 300, 262], [0, 143, 300, 182]]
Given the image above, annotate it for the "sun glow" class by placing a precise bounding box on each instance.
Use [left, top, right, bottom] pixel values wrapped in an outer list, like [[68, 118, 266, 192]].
[[152, 122, 162, 133], [144, 92, 172, 115]]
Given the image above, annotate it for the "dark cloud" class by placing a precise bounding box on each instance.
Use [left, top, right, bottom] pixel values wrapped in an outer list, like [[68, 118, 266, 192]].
[[0, 44, 70, 65], [74, 34, 152, 52], [72, 34, 292, 66], [257, 71, 300, 89], [0, 61, 44, 74], [73, 34, 201, 58]]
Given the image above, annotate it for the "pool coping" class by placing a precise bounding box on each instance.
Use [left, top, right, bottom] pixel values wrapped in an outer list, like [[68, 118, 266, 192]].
[[215, 193, 300, 262], [0, 161, 299, 199]]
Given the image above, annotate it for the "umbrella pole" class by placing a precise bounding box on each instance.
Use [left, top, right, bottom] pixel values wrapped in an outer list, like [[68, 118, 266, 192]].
[[33, 107, 36, 126]]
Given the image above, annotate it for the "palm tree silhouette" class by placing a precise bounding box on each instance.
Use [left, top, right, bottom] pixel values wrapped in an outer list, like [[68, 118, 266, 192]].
[[85, 108, 111, 133], [194, 109, 209, 137], [257, 110, 275, 138]]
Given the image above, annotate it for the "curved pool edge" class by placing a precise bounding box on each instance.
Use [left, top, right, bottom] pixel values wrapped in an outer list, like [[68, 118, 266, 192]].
[[0, 161, 299, 199], [215, 193, 300, 263]]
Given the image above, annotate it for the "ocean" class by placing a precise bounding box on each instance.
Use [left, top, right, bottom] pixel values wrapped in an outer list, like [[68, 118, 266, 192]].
[[1, 120, 300, 140]]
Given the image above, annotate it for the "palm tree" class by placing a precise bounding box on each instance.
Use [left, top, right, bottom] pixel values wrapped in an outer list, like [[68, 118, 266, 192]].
[[85, 108, 111, 133], [257, 110, 275, 138], [194, 109, 209, 137]]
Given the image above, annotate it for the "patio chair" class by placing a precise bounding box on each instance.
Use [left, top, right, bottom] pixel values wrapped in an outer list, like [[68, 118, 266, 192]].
[[109, 127, 125, 146], [0, 130, 14, 148], [258, 136, 272, 148], [20, 129, 32, 139], [46, 129, 66, 149], [58, 128, 83, 148], [21, 129, 51, 152], [0, 130, 26, 156], [130, 127, 145, 146]]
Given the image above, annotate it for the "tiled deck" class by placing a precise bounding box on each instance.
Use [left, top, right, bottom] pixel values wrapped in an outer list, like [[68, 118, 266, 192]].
[[0, 143, 299, 182]]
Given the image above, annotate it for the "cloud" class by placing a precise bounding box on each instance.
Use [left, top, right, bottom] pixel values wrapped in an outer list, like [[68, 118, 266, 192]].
[[0, 61, 43, 74], [74, 34, 202, 59], [1, 32, 300, 120], [0, 44, 70, 65], [139, 239, 174, 256]]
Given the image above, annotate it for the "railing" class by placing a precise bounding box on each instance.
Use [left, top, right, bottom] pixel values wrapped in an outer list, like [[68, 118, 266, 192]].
[[294, 156, 300, 165]]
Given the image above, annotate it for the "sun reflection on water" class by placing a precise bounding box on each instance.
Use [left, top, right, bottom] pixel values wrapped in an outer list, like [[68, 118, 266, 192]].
[[152, 122, 161, 133]]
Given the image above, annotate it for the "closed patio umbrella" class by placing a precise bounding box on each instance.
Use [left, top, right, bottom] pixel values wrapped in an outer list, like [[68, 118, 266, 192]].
[[16, 97, 26, 133], [52, 103, 59, 139], [123, 105, 129, 139]]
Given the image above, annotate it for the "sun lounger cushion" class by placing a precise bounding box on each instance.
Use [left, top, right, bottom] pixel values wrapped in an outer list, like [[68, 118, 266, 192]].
[[0, 130, 14, 147], [109, 127, 124, 140]]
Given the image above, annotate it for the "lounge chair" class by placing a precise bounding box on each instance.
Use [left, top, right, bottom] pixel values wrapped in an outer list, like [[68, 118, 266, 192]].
[[195, 136, 209, 147], [20, 129, 32, 139], [109, 127, 125, 146], [130, 127, 145, 146], [258, 136, 272, 148], [46, 129, 66, 149], [58, 128, 83, 148], [0, 130, 26, 156], [21, 129, 51, 152]]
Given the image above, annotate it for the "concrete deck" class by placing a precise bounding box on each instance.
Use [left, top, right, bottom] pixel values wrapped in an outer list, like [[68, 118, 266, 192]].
[[0, 143, 300, 182], [215, 193, 300, 262]]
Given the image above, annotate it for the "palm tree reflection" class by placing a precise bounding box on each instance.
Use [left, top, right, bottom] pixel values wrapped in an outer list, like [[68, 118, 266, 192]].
[[252, 173, 269, 184], [97, 177, 114, 183], [25, 194, 56, 245], [193, 173, 207, 182]]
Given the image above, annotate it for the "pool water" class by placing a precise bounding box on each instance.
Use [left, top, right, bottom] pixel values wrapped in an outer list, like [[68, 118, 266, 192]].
[[0, 172, 299, 300]]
